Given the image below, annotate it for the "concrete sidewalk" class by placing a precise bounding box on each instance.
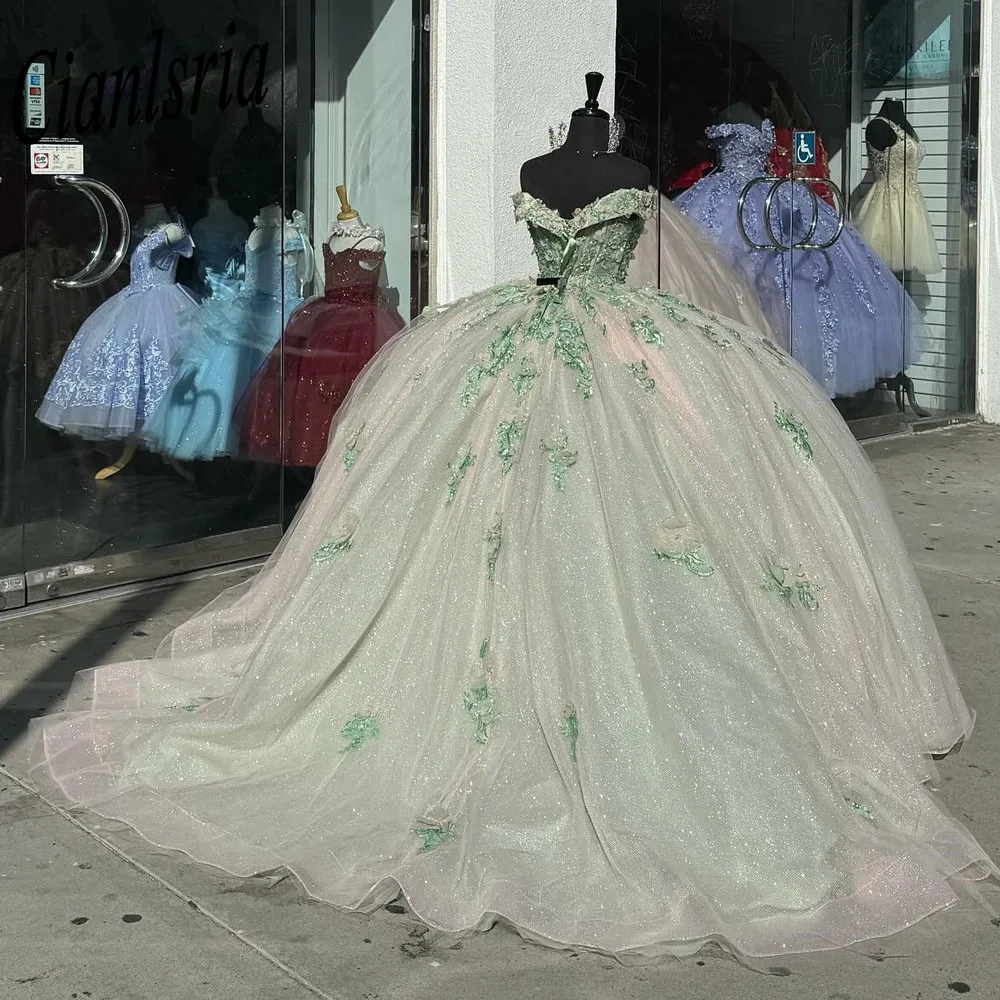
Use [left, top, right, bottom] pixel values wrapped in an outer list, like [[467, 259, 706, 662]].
[[2, 423, 999, 1000]]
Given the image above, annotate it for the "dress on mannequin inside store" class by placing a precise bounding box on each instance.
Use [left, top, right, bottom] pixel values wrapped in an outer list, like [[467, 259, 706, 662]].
[[676, 120, 925, 399], [26, 183, 997, 964]]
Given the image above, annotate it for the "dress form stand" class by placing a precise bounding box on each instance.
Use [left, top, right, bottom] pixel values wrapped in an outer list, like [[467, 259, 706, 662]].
[[96, 209, 196, 482], [328, 185, 385, 254], [520, 72, 649, 217], [866, 99, 930, 419]]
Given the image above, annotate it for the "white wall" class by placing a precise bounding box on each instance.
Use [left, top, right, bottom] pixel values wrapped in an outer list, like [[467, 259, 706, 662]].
[[314, 0, 412, 316], [430, 0, 617, 305], [978, 0, 1000, 423]]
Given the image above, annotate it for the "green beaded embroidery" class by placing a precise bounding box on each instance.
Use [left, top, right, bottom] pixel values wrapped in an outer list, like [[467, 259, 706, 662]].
[[340, 714, 379, 752], [552, 309, 594, 398], [524, 293, 558, 344], [343, 423, 365, 471], [312, 536, 353, 562], [509, 355, 541, 400], [774, 403, 814, 461], [651, 290, 691, 325], [845, 797, 875, 822], [626, 359, 656, 392], [540, 430, 578, 491], [561, 707, 579, 761], [464, 683, 496, 744], [631, 314, 665, 348], [576, 287, 598, 318], [497, 420, 524, 475], [414, 821, 456, 852], [462, 324, 518, 407], [654, 545, 715, 578], [446, 446, 476, 503], [486, 518, 502, 582], [479, 638, 490, 659], [763, 557, 820, 610], [311, 512, 359, 564], [697, 323, 732, 349]]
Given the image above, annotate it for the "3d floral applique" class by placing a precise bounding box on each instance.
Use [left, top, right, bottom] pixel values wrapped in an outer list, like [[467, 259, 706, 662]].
[[697, 323, 733, 349], [464, 682, 497, 745], [845, 796, 875, 822], [540, 429, 578, 491], [446, 446, 476, 503], [497, 420, 524, 475], [763, 552, 821, 610], [414, 819, 456, 852], [552, 307, 595, 398], [311, 510, 360, 563], [626, 359, 656, 392], [462, 324, 518, 407], [774, 403, 814, 461], [631, 314, 665, 348], [343, 423, 365, 471], [340, 713, 380, 752], [560, 705, 579, 762], [509, 355, 541, 400], [653, 523, 715, 577], [486, 517, 503, 582]]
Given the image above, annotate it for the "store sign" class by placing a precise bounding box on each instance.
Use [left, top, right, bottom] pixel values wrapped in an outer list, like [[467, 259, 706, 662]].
[[30, 138, 84, 175], [10, 26, 269, 143], [892, 17, 952, 83], [793, 131, 817, 167]]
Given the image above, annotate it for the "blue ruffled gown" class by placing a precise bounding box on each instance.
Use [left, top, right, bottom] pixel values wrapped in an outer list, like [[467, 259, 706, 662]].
[[675, 121, 925, 398], [140, 220, 307, 461], [37, 222, 199, 440]]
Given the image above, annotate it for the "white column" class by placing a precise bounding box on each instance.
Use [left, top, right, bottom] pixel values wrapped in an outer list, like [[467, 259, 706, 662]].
[[977, 1, 1000, 423], [430, 0, 617, 305]]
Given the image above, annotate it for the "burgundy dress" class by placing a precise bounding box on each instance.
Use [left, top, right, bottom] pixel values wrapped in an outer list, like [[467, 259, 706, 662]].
[[238, 243, 405, 467]]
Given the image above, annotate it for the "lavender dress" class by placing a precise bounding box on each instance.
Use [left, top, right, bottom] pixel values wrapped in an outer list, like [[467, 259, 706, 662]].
[[676, 121, 925, 397], [37, 222, 200, 440]]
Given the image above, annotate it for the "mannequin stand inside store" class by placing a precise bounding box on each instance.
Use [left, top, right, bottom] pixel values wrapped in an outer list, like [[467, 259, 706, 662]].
[[97, 204, 194, 482], [865, 99, 931, 418], [520, 72, 649, 218]]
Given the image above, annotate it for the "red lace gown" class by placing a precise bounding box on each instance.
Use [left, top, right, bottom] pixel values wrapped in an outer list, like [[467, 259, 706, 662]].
[[238, 244, 405, 467]]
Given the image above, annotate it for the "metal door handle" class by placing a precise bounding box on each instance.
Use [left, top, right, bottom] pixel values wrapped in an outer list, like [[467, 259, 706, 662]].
[[738, 176, 847, 252], [51, 175, 132, 288]]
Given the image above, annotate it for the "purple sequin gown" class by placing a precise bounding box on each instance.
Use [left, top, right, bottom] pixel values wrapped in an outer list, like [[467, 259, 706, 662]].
[[37, 222, 199, 440], [676, 121, 925, 397]]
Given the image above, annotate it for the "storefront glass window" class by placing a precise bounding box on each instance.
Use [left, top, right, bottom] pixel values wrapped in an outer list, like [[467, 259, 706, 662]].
[[0, 0, 426, 610], [617, 0, 981, 434]]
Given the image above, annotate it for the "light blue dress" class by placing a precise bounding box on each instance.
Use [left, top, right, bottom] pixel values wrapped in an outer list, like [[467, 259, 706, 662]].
[[675, 121, 925, 397], [37, 221, 199, 440], [141, 215, 309, 460]]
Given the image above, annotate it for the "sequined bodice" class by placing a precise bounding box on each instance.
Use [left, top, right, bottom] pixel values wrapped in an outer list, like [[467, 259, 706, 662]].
[[707, 121, 775, 177], [514, 188, 656, 287], [127, 226, 192, 295], [867, 118, 925, 193], [245, 228, 306, 299], [322, 244, 385, 305]]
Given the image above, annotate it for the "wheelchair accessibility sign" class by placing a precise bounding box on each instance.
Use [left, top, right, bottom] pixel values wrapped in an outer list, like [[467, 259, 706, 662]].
[[794, 131, 817, 166]]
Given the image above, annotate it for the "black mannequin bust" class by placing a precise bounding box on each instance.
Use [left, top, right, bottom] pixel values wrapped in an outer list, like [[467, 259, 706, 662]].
[[866, 98, 917, 152], [520, 72, 650, 219]]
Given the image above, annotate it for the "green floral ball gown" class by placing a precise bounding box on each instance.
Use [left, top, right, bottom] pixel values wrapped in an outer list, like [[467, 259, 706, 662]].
[[29, 187, 996, 961]]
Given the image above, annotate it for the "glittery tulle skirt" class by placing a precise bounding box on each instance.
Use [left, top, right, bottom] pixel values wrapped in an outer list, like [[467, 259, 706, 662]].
[[36, 283, 201, 440], [140, 287, 302, 461], [628, 193, 784, 348], [237, 291, 405, 467], [676, 180, 926, 397], [25, 278, 996, 960]]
